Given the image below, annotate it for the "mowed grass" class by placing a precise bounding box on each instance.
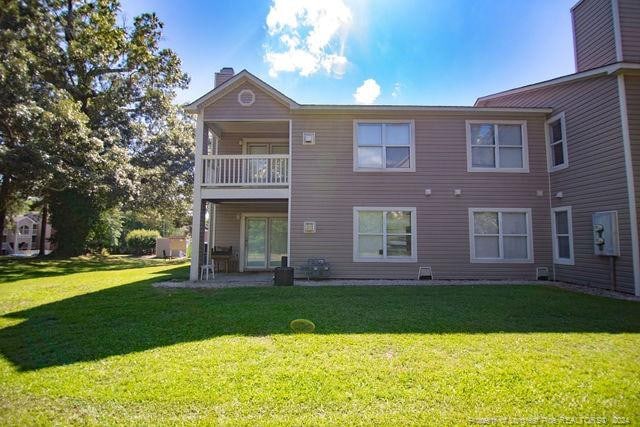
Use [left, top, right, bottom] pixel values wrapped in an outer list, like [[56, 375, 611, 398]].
[[0, 257, 639, 425]]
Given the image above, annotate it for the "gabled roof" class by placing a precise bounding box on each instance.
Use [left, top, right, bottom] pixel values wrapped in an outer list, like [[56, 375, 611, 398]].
[[16, 215, 37, 224], [184, 68, 556, 115], [184, 70, 299, 112], [475, 62, 640, 106]]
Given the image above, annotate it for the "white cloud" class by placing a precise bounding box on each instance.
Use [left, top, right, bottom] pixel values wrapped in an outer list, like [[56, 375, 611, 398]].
[[264, 0, 352, 78], [391, 82, 402, 98], [353, 79, 381, 104]]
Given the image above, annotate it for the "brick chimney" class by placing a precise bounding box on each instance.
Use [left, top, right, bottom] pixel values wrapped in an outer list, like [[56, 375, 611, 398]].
[[214, 67, 235, 87]]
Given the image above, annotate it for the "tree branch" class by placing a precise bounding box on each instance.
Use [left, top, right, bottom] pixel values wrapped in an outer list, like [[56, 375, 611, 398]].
[[87, 67, 132, 78]]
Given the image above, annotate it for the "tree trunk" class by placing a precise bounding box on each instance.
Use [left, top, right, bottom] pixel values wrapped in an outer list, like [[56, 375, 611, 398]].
[[0, 177, 10, 246], [39, 203, 48, 256]]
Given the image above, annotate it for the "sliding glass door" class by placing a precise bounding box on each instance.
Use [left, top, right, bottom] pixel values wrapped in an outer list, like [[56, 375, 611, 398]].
[[244, 216, 288, 270]]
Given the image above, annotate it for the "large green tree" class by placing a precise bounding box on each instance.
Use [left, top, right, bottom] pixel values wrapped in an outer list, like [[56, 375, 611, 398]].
[[0, 0, 190, 255]]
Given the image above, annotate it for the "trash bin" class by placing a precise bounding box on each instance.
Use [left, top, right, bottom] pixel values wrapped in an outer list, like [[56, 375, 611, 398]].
[[274, 256, 294, 286]]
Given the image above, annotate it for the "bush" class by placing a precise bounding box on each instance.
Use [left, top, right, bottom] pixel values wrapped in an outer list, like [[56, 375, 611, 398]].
[[125, 229, 160, 255]]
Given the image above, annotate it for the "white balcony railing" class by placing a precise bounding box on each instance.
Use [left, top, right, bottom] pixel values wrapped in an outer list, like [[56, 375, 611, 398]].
[[202, 154, 289, 187]]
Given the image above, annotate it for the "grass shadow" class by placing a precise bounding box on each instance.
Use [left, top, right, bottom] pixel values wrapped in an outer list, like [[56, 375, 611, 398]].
[[1, 272, 640, 371]]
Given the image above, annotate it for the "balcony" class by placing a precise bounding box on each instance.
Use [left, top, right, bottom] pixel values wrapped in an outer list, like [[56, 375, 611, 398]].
[[200, 154, 289, 199]]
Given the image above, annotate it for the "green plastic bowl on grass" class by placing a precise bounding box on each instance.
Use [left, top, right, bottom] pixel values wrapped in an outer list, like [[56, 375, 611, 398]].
[[289, 319, 316, 333]]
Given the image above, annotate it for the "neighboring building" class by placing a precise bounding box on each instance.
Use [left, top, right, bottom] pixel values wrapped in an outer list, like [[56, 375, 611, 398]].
[[1, 213, 54, 256], [185, 0, 640, 296]]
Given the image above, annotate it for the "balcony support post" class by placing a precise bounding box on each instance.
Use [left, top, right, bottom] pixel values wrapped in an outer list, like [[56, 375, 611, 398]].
[[189, 111, 206, 280]]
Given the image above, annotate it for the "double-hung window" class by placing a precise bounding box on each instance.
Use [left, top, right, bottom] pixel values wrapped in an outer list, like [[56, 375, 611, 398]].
[[552, 206, 574, 265], [353, 207, 417, 262], [469, 208, 533, 262], [354, 121, 415, 171], [466, 121, 528, 172], [546, 112, 568, 171]]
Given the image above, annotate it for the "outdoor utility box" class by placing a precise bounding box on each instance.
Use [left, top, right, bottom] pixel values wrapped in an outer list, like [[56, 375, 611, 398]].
[[592, 211, 620, 256], [274, 256, 294, 286], [301, 258, 331, 280]]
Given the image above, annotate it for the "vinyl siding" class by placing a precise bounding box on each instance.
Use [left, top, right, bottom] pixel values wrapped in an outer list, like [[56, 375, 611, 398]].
[[289, 111, 552, 280], [203, 83, 290, 121], [572, 0, 618, 71], [478, 75, 634, 292], [619, 0, 640, 63], [626, 76, 640, 250]]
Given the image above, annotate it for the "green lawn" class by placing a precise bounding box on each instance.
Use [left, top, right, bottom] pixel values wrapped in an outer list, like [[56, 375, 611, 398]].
[[1, 256, 639, 425]]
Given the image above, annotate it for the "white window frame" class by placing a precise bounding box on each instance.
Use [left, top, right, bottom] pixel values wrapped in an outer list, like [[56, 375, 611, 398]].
[[545, 112, 569, 172], [353, 207, 418, 262], [353, 120, 416, 172], [466, 120, 529, 173], [551, 206, 574, 265], [468, 208, 534, 263]]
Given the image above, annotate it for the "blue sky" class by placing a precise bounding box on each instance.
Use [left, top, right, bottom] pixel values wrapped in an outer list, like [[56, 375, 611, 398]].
[[121, 0, 577, 106]]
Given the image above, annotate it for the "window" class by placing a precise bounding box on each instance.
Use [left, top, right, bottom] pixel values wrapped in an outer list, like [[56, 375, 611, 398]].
[[469, 208, 533, 262], [18, 225, 30, 235], [354, 121, 415, 171], [466, 121, 529, 172], [546, 112, 568, 171], [552, 206, 574, 265], [353, 207, 417, 262]]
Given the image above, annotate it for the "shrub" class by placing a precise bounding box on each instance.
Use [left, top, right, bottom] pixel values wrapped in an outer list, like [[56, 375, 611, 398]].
[[125, 229, 160, 255], [290, 319, 316, 334]]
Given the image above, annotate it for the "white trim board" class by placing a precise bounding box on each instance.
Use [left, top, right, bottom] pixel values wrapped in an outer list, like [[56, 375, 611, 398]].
[[298, 105, 552, 114], [200, 188, 289, 200], [353, 120, 416, 172], [185, 70, 299, 112], [189, 110, 205, 280], [287, 119, 292, 268], [465, 120, 530, 173], [551, 206, 575, 266], [545, 112, 569, 172], [475, 63, 640, 105], [468, 208, 534, 264], [612, 0, 623, 62], [617, 75, 640, 296], [352, 207, 418, 263]]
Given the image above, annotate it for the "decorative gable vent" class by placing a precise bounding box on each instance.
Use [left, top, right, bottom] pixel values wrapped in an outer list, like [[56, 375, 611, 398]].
[[237, 89, 255, 107]]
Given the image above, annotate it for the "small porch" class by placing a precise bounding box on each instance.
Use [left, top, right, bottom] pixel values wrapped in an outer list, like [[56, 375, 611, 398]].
[[190, 119, 291, 280]]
